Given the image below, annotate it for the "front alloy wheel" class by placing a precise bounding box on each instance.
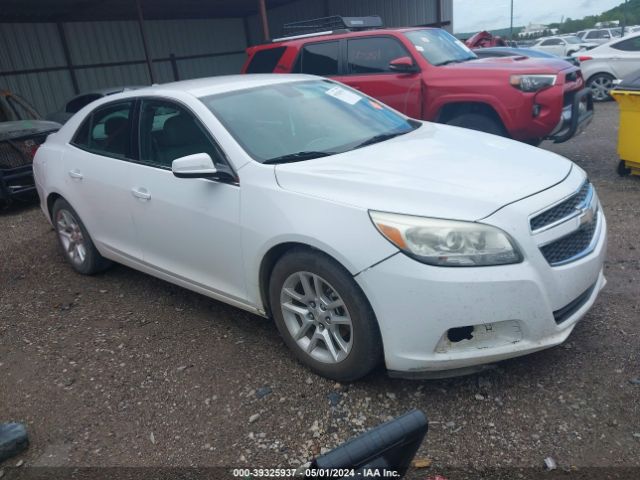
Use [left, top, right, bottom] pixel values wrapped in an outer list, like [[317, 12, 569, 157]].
[[269, 249, 382, 381], [280, 272, 353, 364]]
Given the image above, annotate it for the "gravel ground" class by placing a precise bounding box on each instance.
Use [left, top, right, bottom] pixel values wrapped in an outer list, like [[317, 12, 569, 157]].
[[1, 102, 639, 479]]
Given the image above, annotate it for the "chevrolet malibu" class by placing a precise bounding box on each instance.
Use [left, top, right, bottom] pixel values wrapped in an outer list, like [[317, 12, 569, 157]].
[[33, 75, 607, 381]]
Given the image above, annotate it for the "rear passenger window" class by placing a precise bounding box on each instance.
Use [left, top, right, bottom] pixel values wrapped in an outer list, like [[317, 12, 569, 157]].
[[294, 42, 339, 76], [612, 37, 640, 51], [72, 101, 134, 159], [247, 47, 287, 73], [347, 37, 410, 74]]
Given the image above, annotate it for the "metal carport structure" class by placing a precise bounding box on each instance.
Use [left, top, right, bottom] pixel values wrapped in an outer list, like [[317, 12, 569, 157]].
[[0, 0, 452, 115]]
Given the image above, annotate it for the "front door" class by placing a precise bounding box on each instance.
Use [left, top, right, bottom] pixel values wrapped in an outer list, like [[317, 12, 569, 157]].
[[127, 98, 247, 303], [333, 36, 423, 119]]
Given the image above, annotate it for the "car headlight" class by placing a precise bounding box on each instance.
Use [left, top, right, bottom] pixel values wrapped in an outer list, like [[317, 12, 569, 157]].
[[369, 211, 523, 267], [510, 74, 557, 92]]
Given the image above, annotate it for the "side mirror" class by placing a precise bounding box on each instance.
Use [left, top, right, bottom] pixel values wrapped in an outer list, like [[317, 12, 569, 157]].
[[172, 153, 218, 179], [389, 56, 418, 73], [311, 409, 428, 478]]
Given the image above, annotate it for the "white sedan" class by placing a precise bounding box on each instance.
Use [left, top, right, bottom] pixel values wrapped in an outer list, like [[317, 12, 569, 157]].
[[576, 33, 640, 101], [33, 75, 607, 381], [531, 36, 597, 57]]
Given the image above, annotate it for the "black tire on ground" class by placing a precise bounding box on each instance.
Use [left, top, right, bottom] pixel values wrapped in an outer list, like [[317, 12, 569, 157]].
[[618, 160, 631, 177], [588, 73, 616, 102], [446, 113, 507, 137], [268, 249, 383, 382], [52, 198, 112, 275]]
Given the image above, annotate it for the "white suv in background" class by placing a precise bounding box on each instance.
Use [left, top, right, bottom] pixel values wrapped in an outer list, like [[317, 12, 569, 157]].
[[577, 28, 620, 45], [576, 32, 640, 101]]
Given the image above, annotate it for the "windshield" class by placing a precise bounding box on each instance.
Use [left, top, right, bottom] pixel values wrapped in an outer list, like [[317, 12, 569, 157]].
[[200, 80, 418, 164], [404, 29, 477, 66], [564, 36, 583, 44]]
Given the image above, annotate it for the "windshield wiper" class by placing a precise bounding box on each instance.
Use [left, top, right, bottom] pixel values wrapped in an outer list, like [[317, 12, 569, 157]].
[[263, 151, 335, 165], [354, 131, 409, 149]]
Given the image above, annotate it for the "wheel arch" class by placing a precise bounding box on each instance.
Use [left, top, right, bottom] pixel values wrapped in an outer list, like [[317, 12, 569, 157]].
[[46, 192, 64, 220], [259, 242, 354, 317], [436, 101, 507, 131], [586, 70, 616, 84]]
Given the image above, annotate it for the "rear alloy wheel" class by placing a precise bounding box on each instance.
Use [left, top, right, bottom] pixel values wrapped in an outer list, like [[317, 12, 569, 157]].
[[589, 73, 615, 102], [52, 198, 111, 275], [269, 250, 382, 381]]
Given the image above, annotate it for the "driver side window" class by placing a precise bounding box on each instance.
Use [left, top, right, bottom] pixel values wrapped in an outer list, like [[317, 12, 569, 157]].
[[347, 37, 411, 74], [138, 99, 224, 169]]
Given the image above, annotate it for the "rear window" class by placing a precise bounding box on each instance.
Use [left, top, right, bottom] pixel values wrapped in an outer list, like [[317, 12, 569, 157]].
[[246, 47, 287, 73], [293, 42, 340, 76]]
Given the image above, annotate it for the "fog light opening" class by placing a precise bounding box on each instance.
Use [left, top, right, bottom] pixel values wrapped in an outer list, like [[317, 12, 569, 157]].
[[448, 326, 475, 343]]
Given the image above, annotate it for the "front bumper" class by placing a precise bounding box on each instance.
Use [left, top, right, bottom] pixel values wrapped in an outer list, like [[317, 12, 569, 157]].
[[355, 172, 607, 377], [548, 87, 594, 143]]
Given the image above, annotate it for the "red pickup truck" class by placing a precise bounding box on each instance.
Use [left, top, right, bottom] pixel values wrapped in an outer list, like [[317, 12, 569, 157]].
[[242, 18, 593, 145]]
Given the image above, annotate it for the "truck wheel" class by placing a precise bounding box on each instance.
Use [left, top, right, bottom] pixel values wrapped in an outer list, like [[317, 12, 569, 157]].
[[269, 249, 383, 382], [446, 114, 506, 137], [588, 73, 615, 102], [52, 198, 112, 275]]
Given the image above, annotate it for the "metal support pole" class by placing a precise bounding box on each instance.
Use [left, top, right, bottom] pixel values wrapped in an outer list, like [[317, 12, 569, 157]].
[[436, 0, 442, 27], [258, 0, 270, 42], [57, 22, 79, 94], [510, 0, 514, 40], [136, 0, 156, 83]]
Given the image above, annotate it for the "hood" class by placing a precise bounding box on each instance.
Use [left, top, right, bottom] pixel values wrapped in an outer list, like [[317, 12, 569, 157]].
[[275, 123, 573, 221], [0, 120, 61, 142], [454, 56, 574, 73]]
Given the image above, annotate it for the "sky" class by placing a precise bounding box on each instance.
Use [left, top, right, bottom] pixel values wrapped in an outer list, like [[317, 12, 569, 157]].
[[454, 0, 623, 33]]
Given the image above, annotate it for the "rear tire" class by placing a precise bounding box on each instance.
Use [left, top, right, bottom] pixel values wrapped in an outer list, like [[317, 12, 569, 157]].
[[446, 113, 506, 137], [52, 198, 112, 275], [588, 73, 615, 102], [269, 249, 383, 382]]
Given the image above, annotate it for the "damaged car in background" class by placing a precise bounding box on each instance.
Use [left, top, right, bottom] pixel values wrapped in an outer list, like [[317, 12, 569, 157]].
[[1, 90, 60, 205]]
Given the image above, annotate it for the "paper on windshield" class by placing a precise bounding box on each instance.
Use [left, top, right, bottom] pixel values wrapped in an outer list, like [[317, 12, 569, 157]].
[[326, 86, 361, 105]]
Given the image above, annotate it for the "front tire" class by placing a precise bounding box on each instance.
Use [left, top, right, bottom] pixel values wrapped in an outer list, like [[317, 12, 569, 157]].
[[446, 113, 506, 137], [588, 73, 615, 102], [52, 198, 112, 275], [269, 249, 383, 381]]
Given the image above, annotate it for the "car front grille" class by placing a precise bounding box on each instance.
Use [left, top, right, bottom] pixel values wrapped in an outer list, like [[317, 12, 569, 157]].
[[530, 182, 591, 231], [0, 135, 47, 169], [540, 212, 599, 266]]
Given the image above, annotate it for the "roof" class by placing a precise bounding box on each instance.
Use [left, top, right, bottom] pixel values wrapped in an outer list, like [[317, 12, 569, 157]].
[[142, 74, 318, 98], [252, 27, 430, 49], [0, 0, 299, 22]]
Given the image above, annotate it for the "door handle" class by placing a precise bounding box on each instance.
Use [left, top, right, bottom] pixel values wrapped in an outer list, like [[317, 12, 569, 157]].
[[131, 188, 151, 201], [68, 169, 83, 180]]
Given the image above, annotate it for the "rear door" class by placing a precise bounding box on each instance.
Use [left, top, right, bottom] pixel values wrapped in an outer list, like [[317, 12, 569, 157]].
[[333, 36, 422, 119], [63, 100, 141, 259], [609, 36, 640, 79]]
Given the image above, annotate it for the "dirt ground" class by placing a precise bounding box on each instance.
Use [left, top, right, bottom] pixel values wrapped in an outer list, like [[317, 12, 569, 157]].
[[1, 102, 639, 479]]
